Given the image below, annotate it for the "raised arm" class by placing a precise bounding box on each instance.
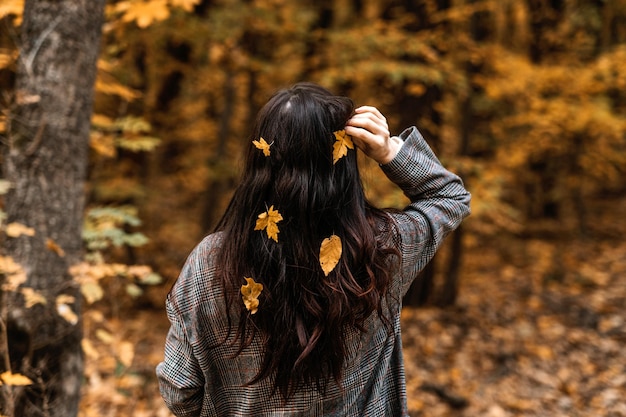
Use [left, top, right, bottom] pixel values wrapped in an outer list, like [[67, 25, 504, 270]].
[[346, 106, 471, 297]]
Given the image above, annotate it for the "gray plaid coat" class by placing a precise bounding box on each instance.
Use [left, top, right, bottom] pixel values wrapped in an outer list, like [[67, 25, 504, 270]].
[[157, 127, 471, 416]]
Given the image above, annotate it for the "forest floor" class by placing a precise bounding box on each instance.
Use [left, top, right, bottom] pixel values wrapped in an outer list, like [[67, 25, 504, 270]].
[[402, 235, 626, 417], [78, 218, 626, 416]]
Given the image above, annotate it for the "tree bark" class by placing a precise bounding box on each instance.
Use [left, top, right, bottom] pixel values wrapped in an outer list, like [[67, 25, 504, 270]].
[[1, 0, 105, 416]]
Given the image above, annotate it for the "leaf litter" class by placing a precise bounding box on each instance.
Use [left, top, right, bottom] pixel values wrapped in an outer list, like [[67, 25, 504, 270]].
[[78, 223, 626, 417]]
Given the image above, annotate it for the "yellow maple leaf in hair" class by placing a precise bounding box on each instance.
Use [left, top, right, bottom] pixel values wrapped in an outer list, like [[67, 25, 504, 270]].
[[319, 234, 342, 276], [332, 130, 354, 164], [254, 205, 283, 242], [253, 137, 272, 156], [241, 277, 263, 314]]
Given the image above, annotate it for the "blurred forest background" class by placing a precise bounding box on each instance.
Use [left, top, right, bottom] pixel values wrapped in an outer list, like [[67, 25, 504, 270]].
[[1, 0, 625, 416]]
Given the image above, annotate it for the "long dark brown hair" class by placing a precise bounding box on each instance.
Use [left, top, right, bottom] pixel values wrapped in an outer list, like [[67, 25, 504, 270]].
[[214, 82, 398, 399]]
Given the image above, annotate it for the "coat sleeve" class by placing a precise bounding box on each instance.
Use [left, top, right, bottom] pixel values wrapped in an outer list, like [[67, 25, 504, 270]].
[[381, 126, 471, 297], [156, 251, 205, 417]]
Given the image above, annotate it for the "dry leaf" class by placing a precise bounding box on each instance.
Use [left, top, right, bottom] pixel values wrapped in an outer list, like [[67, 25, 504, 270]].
[[90, 132, 117, 158], [121, 0, 170, 28], [91, 113, 115, 128], [241, 277, 263, 314], [20, 287, 46, 308], [56, 294, 78, 325], [332, 130, 354, 164], [117, 341, 135, 368], [5, 222, 35, 237], [254, 205, 283, 242], [253, 137, 271, 156], [0, 256, 26, 291], [82, 338, 99, 360], [46, 238, 66, 257], [319, 234, 342, 276], [80, 281, 104, 304], [57, 303, 78, 325], [95, 78, 141, 101], [95, 329, 115, 344], [0, 371, 33, 386]]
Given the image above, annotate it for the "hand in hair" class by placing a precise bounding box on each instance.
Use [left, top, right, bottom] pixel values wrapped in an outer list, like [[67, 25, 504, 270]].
[[345, 106, 403, 165]]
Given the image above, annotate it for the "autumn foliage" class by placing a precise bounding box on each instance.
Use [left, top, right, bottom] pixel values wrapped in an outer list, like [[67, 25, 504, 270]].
[[1, 0, 625, 416]]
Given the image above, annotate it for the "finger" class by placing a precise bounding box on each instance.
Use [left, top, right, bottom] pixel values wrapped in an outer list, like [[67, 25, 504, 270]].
[[347, 115, 388, 138], [348, 111, 388, 132], [346, 116, 383, 136], [344, 125, 373, 144], [353, 106, 386, 122], [345, 126, 386, 152], [350, 110, 384, 126]]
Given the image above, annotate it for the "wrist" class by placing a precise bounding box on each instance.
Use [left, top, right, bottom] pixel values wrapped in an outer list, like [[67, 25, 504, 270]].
[[377, 136, 403, 165]]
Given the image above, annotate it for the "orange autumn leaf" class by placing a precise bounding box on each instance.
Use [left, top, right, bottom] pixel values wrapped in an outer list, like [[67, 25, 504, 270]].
[[254, 205, 283, 242], [253, 137, 271, 156], [241, 277, 263, 314], [332, 130, 354, 164], [121, 0, 170, 28], [319, 234, 342, 276], [46, 238, 66, 257]]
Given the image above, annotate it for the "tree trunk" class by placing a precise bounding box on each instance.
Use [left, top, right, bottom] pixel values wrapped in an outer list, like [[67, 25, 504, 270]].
[[201, 68, 236, 233], [1, 1, 105, 416]]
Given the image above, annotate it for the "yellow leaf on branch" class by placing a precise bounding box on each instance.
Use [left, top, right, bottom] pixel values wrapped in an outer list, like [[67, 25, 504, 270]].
[[319, 234, 342, 276], [0, 371, 33, 386], [122, 0, 170, 28], [241, 277, 263, 314], [254, 205, 283, 242], [332, 130, 354, 164], [89, 132, 117, 158], [253, 137, 272, 156], [95, 78, 141, 101]]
